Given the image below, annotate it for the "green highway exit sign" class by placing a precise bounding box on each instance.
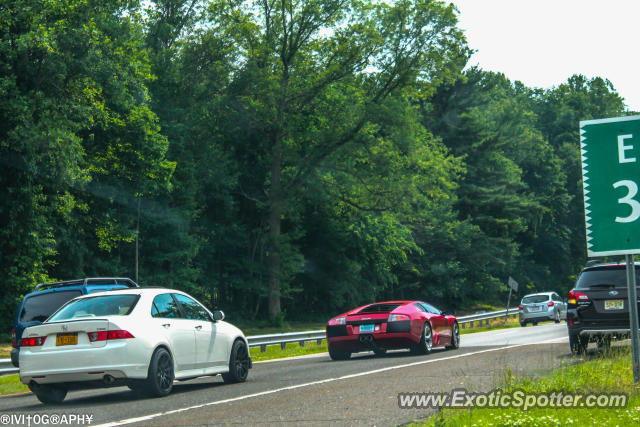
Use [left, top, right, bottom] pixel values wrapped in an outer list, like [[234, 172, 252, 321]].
[[580, 115, 640, 256]]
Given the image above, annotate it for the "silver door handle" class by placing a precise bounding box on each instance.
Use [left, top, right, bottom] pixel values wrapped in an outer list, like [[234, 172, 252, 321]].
[[162, 323, 171, 328], [195, 325, 202, 330]]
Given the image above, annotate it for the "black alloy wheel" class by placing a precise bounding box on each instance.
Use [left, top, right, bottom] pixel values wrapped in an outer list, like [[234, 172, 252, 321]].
[[223, 339, 251, 383]]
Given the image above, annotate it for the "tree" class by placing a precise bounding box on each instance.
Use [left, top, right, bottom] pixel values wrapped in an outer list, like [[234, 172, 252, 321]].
[[210, 0, 467, 320]]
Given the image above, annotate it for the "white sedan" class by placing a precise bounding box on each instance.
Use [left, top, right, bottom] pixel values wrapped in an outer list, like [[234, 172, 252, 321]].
[[19, 288, 252, 404]]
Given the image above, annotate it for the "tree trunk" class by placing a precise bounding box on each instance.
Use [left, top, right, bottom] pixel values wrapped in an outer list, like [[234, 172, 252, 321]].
[[267, 132, 282, 321]]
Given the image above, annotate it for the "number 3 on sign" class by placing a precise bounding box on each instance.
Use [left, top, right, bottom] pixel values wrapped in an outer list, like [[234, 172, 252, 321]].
[[613, 180, 640, 223]]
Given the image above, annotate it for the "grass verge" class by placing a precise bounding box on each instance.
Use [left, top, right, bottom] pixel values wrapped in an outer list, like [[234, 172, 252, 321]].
[[419, 346, 640, 427], [0, 375, 28, 395], [0, 344, 11, 359], [251, 341, 328, 362], [459, 317, 522, 335]]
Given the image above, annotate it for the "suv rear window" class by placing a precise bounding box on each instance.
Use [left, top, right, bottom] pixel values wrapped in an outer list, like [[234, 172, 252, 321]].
[[20, 290, 82, 323], [522, 295, 549, 304], [49, 294, 139, 321], [576, 267, 640, 289]]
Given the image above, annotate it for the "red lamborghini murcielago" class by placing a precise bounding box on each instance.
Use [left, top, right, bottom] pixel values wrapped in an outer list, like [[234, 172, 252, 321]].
[[326, 300, 459, 360]]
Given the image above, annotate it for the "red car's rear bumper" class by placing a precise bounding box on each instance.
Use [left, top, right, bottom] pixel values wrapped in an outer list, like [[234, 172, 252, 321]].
[[326, 321, 418, 352]]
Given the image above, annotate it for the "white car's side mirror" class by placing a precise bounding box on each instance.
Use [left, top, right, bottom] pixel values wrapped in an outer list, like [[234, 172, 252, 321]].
[[213, 310, 225, 321]]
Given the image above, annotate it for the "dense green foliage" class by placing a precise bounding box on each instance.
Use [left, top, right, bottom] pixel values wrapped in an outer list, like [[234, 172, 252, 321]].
[[0, 0, 630, 330]]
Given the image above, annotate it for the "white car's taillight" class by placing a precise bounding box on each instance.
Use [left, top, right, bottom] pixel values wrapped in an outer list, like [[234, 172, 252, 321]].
[[88, 330, 134, 342], [21, 336, 46, 347]]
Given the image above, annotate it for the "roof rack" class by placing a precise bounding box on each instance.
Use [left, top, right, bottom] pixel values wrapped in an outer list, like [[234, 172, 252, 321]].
[[34, 277, 138, 292]]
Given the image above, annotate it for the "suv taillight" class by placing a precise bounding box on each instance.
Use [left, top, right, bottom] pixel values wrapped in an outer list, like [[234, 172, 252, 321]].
[[518, 305, 523, 310], [568, 290, 589, 305], [548, 301, 555, 307], [11, 329, 16, 348]]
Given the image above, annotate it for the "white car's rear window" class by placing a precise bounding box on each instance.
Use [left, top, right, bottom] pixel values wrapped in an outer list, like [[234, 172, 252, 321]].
[[49, 294, 139, 321]]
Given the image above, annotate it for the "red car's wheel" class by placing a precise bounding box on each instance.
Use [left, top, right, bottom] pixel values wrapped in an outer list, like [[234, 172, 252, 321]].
[[446, 322, 459, 350], [329, 347, 351, 360], [412, 322, 433, 355]]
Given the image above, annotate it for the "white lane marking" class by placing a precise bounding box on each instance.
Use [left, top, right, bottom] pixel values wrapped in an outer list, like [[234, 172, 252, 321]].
[[95, 338, 566, 427]]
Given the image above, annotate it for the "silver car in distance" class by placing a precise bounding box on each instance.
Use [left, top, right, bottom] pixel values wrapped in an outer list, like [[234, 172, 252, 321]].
[[19, 288, 251, 404], [518, 291, 567, 326]]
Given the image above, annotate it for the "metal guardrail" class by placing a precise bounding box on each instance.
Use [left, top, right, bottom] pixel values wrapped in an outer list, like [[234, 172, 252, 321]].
[[0, 359, 16, 375], [0, 308, 522, 375]]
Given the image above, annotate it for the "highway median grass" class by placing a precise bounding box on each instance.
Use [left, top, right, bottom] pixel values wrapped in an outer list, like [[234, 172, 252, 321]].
[[418, 345, 640, 427], [0, 375, 28, 396]]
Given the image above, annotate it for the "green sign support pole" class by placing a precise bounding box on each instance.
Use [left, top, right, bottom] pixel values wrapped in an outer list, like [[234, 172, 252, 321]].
[[626, 254, 640, 382]]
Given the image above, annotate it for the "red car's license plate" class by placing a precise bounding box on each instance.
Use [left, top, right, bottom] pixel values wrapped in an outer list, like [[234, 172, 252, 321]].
[[360, 324, 374, 333]]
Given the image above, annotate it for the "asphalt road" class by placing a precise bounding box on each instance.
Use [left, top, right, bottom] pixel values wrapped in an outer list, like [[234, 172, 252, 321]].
[[0, 323, 571, 426]]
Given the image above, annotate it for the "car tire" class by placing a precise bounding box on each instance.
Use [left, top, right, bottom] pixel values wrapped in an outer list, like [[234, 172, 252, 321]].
[[446, 322, 460, 350], [143, 347, 174, 397], [554, 311, 560, 323], [222, 339, 251, 383], [569, 334, 588, 355], [532, 321, 538, 326], [328, 347, 352, 360], [29, 384, 67, 404], [520, 321, 526, 327], [412, 322, 433, 355], [373, 348, 387, 356]]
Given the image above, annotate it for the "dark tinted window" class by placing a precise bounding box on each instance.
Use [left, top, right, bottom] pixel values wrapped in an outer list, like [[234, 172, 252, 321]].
[[358, 303, 402, 314], [415, 303, 428, 312], [49, 294, 139, 321], [421, 302, 441, 314], [20, 290, 82, 322], [173, 294, 211, 321], [522, 295, 549, 304], [152, 294, 181, 318], [576, 267, 640, 289]]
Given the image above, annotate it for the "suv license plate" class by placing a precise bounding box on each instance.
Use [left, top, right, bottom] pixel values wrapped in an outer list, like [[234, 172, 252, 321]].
[[604, 299, 624, 310], [56, 333, 78, 346]]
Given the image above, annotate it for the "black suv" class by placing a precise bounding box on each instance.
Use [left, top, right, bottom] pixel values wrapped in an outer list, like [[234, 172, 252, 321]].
[[10, 277, 138, 367], [566, 263, 639, 354]]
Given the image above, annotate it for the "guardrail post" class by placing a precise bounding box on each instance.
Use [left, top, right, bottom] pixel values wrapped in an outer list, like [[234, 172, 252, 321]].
[[316, 339, 323, 345], [280, 343, 286, 350], [260, 344, 267, 352], [299, 341, 305, 347]]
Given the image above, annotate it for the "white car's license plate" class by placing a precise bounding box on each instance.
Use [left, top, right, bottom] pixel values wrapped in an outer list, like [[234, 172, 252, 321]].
[[360, 324, 374, 333], [604, 299, 624, 310], [56, 333, 78, 346], [530, 306, 541, 312]]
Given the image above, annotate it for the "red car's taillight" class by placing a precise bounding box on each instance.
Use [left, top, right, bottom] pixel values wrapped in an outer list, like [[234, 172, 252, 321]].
[[518, 305, 523, 311], [568, 290, 589, 305], [548, 301, 555, 307], [21, 336, 46, 347], [11, 329, 16, 348], [328, 317, 346, 326], [88, 330, 134, 342], [388, 314, 410, 322]]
